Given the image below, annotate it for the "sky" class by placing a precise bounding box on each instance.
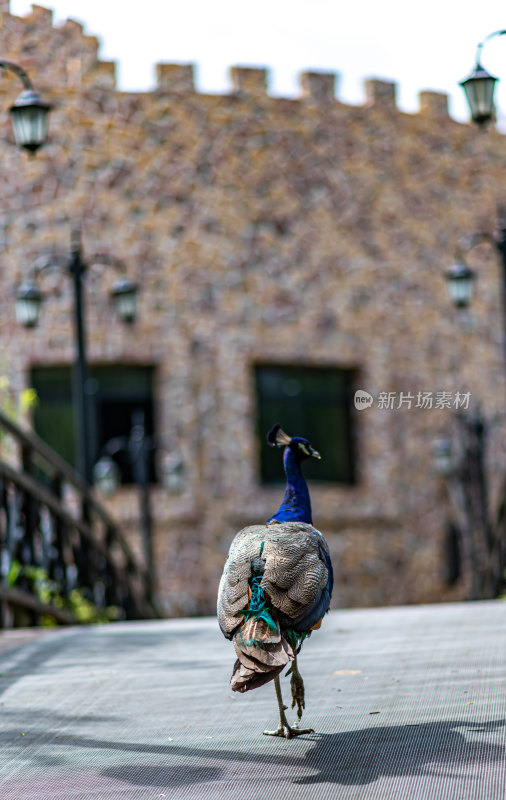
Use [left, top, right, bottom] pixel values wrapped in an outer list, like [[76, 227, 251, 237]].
[[8, 0, 506, 125]]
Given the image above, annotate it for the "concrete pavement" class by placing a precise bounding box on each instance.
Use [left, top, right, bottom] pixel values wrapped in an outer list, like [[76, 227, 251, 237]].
[[0, 601, 505, 799]]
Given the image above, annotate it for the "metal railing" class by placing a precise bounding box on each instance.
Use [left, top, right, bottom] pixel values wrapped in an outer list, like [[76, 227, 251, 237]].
[[0, 409, 160, 627]]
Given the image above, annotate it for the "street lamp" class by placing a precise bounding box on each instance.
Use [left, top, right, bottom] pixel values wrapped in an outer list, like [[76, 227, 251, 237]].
[[460, 29, 506, 126], [446, 225, 506, 369], [443, 220, 506, 598], [16, 229, 138, 484], [0, 59, 51, 152]]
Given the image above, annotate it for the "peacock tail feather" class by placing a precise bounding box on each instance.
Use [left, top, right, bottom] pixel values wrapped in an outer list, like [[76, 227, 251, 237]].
[[244, 575, 277, 637], [284, 627, 311, 652]]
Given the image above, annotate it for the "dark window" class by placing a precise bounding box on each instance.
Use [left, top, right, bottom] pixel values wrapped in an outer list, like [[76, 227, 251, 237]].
[[255, 364, 356, 485], [31, 365, 156, 484]]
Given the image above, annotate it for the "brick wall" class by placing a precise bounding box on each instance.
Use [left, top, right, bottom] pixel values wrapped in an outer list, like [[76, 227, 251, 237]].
[[1, 3, 505, 614]]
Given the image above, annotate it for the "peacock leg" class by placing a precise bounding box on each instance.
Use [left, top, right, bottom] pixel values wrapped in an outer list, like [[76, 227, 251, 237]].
[[263, 675, 314, 738], [287, 654, 306, 721]]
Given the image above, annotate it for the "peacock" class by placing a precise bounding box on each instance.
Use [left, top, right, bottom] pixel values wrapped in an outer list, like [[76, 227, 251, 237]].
[[217, 423, 333, 738]]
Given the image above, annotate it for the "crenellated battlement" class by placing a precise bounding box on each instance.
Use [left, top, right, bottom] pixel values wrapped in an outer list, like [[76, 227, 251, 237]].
[[0, 1, 456, 121], [156, 63, 195, 94], [300, 71, 337, 103]]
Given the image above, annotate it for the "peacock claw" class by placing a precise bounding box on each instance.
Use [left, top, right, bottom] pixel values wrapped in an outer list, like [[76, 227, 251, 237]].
[[263, 723, 314, 739]]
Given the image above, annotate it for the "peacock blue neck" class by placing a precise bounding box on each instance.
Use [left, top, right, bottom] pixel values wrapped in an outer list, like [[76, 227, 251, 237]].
[[267, 447, 313, 524]]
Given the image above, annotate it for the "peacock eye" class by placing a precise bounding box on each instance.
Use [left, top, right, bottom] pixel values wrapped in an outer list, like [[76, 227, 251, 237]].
[[298, 443, 311, 456]]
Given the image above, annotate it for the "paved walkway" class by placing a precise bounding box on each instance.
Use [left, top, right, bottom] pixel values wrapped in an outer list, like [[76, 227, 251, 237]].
[[0, 601, 505, 799]]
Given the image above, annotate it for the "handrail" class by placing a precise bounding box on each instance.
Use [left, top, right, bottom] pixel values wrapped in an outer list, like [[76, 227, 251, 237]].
[[0, 409, 161, 627], [0, 585, 78, 625], [0, 409, 87, 485], [0, 409, 148, 580]]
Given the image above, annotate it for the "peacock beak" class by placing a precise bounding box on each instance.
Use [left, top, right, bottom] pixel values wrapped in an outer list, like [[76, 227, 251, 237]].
[[311, 450, 321, 460]]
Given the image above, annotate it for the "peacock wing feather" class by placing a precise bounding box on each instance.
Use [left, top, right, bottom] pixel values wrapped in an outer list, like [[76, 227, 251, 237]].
[[218, 521, 332, 638], [217, 525, 272, 638], [259, 522, 332, 630], [286, 553, 329, 605]]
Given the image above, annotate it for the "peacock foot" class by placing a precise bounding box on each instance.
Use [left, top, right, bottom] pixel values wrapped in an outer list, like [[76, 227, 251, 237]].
[[263, 722, 314, 739], [264, 674, 314, 738], [263, 703, 314, 738]]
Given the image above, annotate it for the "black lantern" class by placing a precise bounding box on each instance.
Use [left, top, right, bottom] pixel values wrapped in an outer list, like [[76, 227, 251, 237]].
[[111, 278, 138, 323], [9, 88, 51, 153], [0, 60, 52, 153], [16, 281, 43, 327], [460, 29, 506, 126], [445, 261, 476, 308], [460, 63, 498, 126]]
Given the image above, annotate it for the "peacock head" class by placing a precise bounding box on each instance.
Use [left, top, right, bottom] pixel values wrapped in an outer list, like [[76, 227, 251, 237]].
[[267, 423, 321, 463]]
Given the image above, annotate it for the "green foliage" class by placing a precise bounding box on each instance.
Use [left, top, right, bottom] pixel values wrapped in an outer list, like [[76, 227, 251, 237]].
[[0, 375, 38, 427], [7, 559, 120, 626], [67, 588, 121, 625], [0, 376, 39, 465], [6, 559, 22, 588]]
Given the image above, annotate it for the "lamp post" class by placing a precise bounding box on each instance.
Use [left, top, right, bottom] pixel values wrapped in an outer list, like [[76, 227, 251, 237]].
[[0, 59, 51, 152], [442, 220, 506, 598], [460, 29, 506, 126], [446, 225, 506, 372], [16, 229, 138, 484]]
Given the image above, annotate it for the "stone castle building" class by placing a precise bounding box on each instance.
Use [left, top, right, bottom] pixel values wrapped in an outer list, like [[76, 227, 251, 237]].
[[0, 2, 505, 614]]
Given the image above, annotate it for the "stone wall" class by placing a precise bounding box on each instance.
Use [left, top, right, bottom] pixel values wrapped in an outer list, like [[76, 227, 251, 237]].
[[0, 3, 505, 614]]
